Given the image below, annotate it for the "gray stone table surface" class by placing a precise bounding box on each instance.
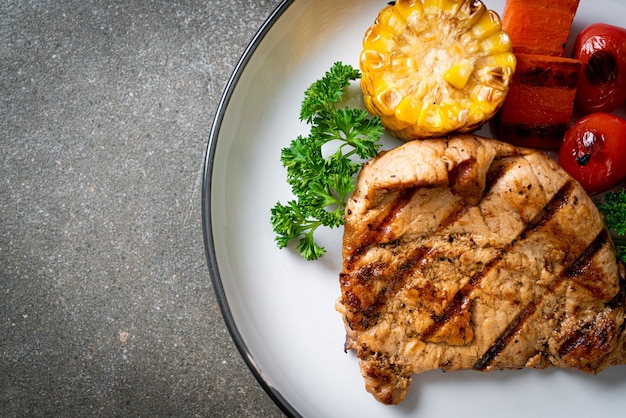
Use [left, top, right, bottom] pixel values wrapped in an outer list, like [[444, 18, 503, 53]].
[[1, 0, 286, 416]]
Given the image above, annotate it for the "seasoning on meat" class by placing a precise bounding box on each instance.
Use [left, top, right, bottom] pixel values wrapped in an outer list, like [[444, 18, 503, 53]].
[[337, 135, 626, 405]]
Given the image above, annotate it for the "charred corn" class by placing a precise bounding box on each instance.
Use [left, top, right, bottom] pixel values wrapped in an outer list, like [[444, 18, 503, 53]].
[[360, 0, 516, 140]]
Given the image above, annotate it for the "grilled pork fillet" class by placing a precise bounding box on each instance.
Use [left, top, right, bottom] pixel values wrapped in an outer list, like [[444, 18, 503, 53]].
[[337, 135, 626, 405]]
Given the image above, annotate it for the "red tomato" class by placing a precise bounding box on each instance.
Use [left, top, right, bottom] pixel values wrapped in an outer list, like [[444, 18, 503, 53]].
[[558, 113, 626, 195], [573, 23, 626, 114]]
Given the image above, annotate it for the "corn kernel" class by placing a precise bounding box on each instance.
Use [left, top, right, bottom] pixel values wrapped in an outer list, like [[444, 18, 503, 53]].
[[394, 97, 420, 126], [471, 9, 501, 39], [363, 25, 396, 51], [437, 0, 463, 15], [395, 0, 424, 22], [375, 87, 402, 116], [422, 0, 459, 16], [378, 6, 407, 33], [360, 50, 389, 73], [418, 106, 445, 132], [444, 59, 474, 90], [477, 52, 517, 69], [391, 55, 416, 79], [457, 0, 486, 28], [480, 31, 512, 55]]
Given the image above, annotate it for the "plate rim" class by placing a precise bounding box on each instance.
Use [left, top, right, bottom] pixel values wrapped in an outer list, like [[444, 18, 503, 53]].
[[201, 0, 300, 417], [201, 0, 626, 416]]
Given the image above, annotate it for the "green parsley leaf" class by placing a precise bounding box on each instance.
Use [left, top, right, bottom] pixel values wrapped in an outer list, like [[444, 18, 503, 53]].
[[596, 189, 626, 263], [300, 63, 361, 123], [271, 62, 383, 260]]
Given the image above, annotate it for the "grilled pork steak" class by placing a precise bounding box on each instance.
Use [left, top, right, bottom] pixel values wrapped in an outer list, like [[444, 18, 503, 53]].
[[337, 135, 626, 405]]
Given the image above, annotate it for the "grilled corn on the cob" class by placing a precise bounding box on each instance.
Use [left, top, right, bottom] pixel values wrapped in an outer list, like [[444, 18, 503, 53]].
[[360, 0, 516, 140]]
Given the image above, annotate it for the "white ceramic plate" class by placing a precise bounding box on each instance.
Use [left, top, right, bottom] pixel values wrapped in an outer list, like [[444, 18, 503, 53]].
[[202, 1, 626, 416]]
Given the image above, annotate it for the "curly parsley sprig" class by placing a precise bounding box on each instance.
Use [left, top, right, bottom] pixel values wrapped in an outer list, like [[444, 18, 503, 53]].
[[271, 62, 383, 260], [597, 189, 626, 263]]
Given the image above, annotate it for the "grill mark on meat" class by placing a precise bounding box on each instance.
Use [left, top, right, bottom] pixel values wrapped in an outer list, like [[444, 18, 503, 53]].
[[448, 158, 477, 186], [608, 276, 626, 309], [346, 187, 419, 271], [474, 301, 539, 370], [377, 188, 419, 231], [556, 317, 615, 361], [484, 157, 516, 195], [562, 229, 610, 279], [518, 180, 575, 241], [482, 152, 528, 197], [438, 203, 470, 232], [551, 229, 618, 361], [557, 322, 595, 357], [422, 254, 503, 340], [348, 246, 432, 331], [539, 228, 611, 298]]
